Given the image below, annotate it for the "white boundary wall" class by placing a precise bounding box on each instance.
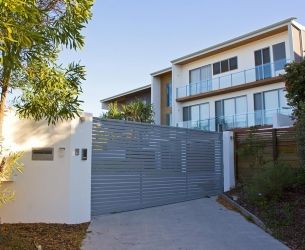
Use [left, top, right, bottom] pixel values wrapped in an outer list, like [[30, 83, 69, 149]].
[[0, 111, 92, 224]]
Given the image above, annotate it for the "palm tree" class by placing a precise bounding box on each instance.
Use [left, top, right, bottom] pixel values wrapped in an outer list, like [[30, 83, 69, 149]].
[[103, 100, 154, 123]]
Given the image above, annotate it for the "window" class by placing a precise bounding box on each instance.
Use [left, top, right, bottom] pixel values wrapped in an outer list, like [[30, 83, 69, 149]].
[[254, 88, 291, 125], [183, 103, 209, 121], [81, 148, 88, 160], [215, 96, 247, 131], [32, 148, 54, 161], [166, 113, 172, 126], [182, 103, 210, 130], [183, 106, 190, 121], [213, 57, 238, 75], [189, 65, 212, 93], [229, 57, 238, 70], [254, 47, 271, 80], [213, 62, 221, 75], [221, 60, 229, 73], [273, 42, 286, 71], [273, 42, 286, 61], [166, 83, 172, 107]]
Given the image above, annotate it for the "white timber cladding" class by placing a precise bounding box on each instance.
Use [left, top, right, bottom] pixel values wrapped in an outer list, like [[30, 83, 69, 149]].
[[0, 111, 92, 224]]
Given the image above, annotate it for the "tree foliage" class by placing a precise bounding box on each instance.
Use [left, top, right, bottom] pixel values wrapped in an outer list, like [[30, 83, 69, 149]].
[[284, 59, 305, 167], [0, 0, 94, 126], [0, 0, 94, 205], [103, 100, 154, 123], [284, 59, 305, 118]]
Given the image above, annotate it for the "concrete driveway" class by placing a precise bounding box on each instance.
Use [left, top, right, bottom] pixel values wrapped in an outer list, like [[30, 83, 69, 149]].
[[82, 198, 288, 250]]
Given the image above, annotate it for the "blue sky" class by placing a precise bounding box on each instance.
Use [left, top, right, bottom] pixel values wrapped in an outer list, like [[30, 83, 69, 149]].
[[59, 0, 305, 116]]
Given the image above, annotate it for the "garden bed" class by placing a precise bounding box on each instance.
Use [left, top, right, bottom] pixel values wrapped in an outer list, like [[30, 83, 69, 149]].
[[226, 185, 305, 250], [0, 223, 89, 250]]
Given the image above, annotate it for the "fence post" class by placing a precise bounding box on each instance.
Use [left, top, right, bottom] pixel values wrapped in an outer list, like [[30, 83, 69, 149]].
[[223, 131, 235, 192]]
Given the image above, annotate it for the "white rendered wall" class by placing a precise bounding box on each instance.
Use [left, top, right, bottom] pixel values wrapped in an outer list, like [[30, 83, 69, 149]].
[[152, 76, 161, 125], [172, 64, 183, 127], [0, 111, 92, 224], [68, 114, 92, 224], [223, 131, 235, 192]]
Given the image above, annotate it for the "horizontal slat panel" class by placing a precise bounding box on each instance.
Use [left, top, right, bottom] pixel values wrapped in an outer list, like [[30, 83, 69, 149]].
[[91, 118, 223, 216]]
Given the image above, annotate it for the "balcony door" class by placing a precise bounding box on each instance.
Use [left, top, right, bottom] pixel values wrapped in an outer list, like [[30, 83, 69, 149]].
[[273, 42, 286, 75], [254, 89, 291, 126], [189, 65, 212, 95], [215, 96, 247, 131], [199, 103, 210, 130], [254, 47, 271, 80], [182, 103, 210, 129]]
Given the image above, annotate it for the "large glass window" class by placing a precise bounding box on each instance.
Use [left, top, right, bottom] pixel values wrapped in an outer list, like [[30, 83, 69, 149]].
[[273, 42, 286, 72], [254, 88, 291, 125], [182, 102, 210, 130], [183, 107, 190, 121], [189, 65, 212, 93], [166, 113, 172, 126], [166, 82, 172, 107], [254, 47, 271, 80], [190, 69, 200, 84], [235, 96, 248, 128], [191, 105, 200, 122], [215, 95, 247, 131]]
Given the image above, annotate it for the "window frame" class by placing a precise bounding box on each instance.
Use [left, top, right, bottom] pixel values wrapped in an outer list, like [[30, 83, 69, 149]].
[[166, 82, 172, 107], [213, 56, 238, 75], [182, 102, 210, 122]]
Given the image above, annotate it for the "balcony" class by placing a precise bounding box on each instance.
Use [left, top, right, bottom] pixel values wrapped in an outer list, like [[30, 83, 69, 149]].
[[176, 59, 289, 100], [177, 108, 292, 132]]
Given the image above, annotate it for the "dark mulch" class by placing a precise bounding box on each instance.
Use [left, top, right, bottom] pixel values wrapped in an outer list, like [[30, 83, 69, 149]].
[[0, 223, 89, 250], [227, 185, 305, 250]]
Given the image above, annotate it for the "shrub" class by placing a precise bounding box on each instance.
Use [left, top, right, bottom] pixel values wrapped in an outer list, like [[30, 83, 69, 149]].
[[295, 103, 305, 168], [295, 167, 305, 186], [0, 151, 23, 206], [245, 161, 296, 205]]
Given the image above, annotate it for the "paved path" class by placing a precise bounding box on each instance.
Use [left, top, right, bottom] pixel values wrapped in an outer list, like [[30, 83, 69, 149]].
[[82, 197, 288, 250]]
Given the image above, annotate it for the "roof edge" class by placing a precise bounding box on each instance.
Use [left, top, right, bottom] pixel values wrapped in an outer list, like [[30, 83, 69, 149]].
[[150, 67, 172, 77], [171, 17, 296, 64], [100, 84, 151, 103]]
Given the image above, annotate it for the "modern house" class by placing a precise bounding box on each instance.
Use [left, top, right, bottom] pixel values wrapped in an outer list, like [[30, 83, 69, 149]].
[[101, 84, 151, 110], [152, 17, 305, 131]]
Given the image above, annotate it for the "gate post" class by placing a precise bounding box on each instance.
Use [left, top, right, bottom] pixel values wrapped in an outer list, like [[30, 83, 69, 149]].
[[223, 131, 235, 192]]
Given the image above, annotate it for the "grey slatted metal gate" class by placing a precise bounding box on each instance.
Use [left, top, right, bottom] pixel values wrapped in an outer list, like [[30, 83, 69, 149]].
[[91, 118, 223, 216]]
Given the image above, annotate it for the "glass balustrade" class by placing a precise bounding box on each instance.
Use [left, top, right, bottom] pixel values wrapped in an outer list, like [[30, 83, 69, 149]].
[[176, 59, 289, 99], [177, 108, 292, 132]]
